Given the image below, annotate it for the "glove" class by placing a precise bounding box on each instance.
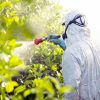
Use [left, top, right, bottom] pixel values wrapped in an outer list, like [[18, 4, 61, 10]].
[[46, 34, 66, 50], [49, 38, 66, 50]]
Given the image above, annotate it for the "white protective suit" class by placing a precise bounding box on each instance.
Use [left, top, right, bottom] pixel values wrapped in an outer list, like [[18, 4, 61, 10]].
[[62, 11, 100, 100]]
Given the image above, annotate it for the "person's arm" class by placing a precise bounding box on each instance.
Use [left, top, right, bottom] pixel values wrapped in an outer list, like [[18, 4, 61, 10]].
[[46, 34, 66, 50], [62, 50, 81, 100], [49, 38, 66, 50]]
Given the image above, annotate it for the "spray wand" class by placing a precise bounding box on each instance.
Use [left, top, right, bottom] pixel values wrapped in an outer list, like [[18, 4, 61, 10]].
[[34, 35, 61, 45]]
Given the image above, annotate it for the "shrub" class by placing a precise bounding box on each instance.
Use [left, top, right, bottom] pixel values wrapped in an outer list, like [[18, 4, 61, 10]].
[[30, 41, 64, 83]]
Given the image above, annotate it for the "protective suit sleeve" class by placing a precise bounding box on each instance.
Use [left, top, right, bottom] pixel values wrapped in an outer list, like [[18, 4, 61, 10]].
[[49, 38, 66, 50], [62, 50, 81, 100], [46, 34, 66, 50]]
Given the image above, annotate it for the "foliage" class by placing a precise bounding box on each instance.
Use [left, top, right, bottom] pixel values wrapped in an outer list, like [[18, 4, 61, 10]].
[[0, 0, 74, 100], [0, 0, 63, 39], [0, 0, 31, 83], [0, 0, 35, 40], [1, 76, 74, 100], [21, 0, 64, 36], [2, 41, 75, 100], [31, 41, 64, 83]]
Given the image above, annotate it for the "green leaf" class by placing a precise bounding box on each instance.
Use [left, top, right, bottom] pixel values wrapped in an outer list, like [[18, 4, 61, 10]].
[[2, 45, 11, 55], [0, 1, 12, 10], [44, 80, 54, 95], [23, 89, 31, 97], [9, 39, 17, 47], [13, 16, 19, 24], [5, 81, 18, 93], [14, 85, 26, 95], [8, 56, 22, 67], [6, 83, 14, 93], [9, 11, 17, 16], [0, 58, 6, 67], [59, 85, 76, 94], [9, 39, 22, 49], [51, 65, 57, 71], [23, 88, 36, 97], [12, 81, 19, 87]]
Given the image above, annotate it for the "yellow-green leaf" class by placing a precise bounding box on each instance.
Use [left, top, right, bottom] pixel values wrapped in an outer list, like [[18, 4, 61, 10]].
[[9, 56, 22, 67], [23, 89, 36, 97], [59, 85, 76, 94], [51, 65, 57, 71], [14, 85, 26, 95], [6, 82, 14, 93]]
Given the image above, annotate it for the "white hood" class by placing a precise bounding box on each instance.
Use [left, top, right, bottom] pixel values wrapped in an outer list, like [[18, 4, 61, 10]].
[[63, 10, 90, 48], [64, 24, 90, 48]]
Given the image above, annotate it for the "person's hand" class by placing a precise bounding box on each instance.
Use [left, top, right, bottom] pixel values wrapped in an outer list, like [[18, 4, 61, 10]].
[[46, 34, 66, 50]]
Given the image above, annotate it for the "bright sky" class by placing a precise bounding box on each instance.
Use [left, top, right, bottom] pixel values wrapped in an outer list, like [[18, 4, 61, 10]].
[[57, 0, 100, 42]]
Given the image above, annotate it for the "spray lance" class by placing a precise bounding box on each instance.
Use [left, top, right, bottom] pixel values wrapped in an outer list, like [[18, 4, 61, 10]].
[[34, 34, 61, 45], [34, 34, 66, 50]]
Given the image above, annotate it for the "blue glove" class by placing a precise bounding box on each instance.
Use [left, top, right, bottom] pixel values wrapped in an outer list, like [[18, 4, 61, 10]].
[[46, 34, 66, 50]]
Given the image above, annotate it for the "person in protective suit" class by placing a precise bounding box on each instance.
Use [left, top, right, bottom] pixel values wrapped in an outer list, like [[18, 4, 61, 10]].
[[47, 10, 100, 100]]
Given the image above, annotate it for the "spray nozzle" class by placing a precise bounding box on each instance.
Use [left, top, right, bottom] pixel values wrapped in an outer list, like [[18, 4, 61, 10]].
[[34, 38, 44, 45]]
